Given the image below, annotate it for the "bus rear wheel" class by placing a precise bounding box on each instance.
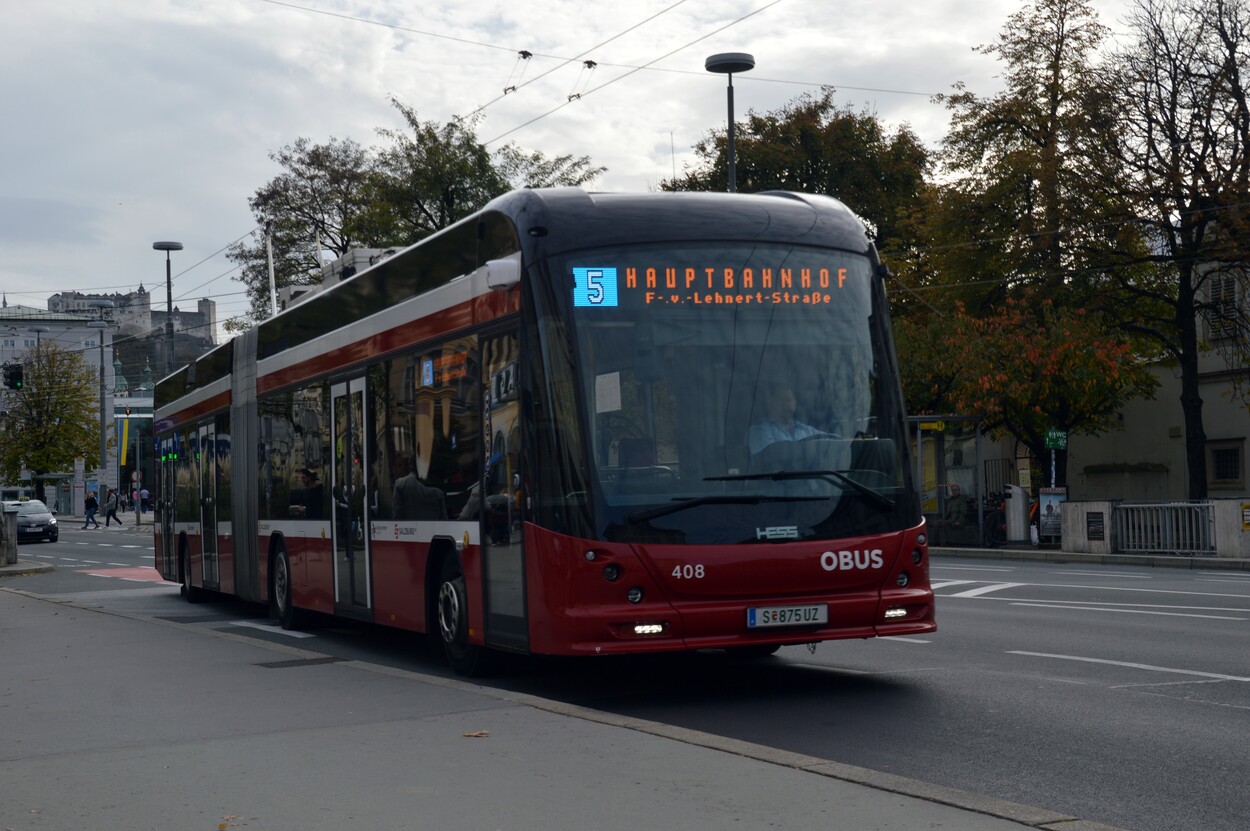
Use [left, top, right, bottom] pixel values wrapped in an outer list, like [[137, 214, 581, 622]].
[[180, 545, 204, 604], [436, 555, 490, 676], [271, 542, 301, 630]]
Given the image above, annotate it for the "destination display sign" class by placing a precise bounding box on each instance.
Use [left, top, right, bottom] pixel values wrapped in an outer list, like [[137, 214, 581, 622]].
[[573, 262, 855, 308]]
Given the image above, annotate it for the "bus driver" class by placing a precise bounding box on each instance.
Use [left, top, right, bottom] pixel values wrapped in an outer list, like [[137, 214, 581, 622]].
[[748, 381, 823, 454]]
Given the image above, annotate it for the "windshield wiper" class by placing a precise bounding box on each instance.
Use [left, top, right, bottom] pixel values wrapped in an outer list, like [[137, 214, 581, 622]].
[[627, 494, 825, 523], [707, 470, 896, 512]]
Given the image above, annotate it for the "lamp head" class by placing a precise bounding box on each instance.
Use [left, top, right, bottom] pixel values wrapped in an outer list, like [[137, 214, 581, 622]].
[[705, 53, 755, 74]]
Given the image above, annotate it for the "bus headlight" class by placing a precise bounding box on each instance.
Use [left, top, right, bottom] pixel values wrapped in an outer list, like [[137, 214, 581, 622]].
[[627, 587, 644, 604], [896, 572, 910, 587]]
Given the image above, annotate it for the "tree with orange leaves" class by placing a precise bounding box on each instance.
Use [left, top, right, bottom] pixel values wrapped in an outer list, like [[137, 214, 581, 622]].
[[908, 295, 1157, 485]]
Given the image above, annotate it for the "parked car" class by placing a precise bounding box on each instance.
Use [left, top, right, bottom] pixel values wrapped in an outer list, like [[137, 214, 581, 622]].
[[4, 499, 59, 543]]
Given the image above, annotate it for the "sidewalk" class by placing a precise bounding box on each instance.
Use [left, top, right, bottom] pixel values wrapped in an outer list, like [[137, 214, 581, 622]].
[[0, 588, 1127, 831]]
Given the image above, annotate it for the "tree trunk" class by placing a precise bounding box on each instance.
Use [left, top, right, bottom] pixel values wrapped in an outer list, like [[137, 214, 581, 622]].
[[1176, 283, 1207, 499]]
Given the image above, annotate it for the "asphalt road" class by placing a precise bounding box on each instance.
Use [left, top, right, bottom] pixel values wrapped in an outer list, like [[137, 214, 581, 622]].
[[9, 527, 1248, 831]]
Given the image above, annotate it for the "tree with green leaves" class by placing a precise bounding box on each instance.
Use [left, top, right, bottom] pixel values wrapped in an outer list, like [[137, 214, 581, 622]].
[[356, 100, 605, 246], [227, 98, 605, 324], [935, 0, 1131, 305], [662, 89, 930, 249], [227, 135, 376, 321], [0, 342, 100, 503]]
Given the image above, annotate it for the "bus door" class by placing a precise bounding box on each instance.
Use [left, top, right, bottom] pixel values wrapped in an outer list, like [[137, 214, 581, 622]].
[[198, 423, 220, 589], [331, 378, 371, 612], [481, 331, 527, 649], [157, 435, 176, 580]]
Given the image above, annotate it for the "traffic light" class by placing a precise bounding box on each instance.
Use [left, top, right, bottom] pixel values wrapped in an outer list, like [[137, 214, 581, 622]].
[[2, 364, 22, 390]]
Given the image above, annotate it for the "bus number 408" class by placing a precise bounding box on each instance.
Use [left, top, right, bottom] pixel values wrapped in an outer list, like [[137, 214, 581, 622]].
[[672, 564, 706, 579]]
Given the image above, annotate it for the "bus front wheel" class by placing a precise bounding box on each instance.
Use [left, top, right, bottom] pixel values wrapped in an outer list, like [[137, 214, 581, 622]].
[[436, 555, 490, 676]]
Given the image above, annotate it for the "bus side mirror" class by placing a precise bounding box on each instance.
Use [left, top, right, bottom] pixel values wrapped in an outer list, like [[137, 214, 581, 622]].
[[486, 258, 521, 291]]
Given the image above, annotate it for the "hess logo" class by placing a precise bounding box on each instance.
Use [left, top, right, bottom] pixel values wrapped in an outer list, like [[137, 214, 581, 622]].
[[820, 549, 884, 571]]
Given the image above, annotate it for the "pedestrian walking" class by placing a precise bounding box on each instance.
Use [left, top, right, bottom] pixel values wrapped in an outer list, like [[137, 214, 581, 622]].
[[140, 487, 150, 514], [83, 492, 101, 528], [104, 488, 124, 527]]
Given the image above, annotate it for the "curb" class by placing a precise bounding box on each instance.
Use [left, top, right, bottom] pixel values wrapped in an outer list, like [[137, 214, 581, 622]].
[[0, 560, 56, 577]]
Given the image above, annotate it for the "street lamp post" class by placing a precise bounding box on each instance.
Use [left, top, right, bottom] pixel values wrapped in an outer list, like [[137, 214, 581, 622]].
[[704, 52, 755, 193], [153, 241, 183, 377], [28, 326, 48, 349], [88, 300, 114, 495]]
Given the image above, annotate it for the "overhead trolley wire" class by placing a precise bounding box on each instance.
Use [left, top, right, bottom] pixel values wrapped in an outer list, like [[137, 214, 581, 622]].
[[482, 0, 784, 145]]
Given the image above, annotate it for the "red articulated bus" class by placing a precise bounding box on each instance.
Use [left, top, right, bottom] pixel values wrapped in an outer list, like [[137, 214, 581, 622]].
[[153, 188, 935, 675]]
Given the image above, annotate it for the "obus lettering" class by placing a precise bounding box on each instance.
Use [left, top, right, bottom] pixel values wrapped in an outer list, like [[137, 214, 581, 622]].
[[819, 549, 884, 571]]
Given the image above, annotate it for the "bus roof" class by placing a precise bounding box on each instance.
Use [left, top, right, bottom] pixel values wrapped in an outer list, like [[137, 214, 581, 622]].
[[156, 188, 874, 415], [484, 188, 873, 257]]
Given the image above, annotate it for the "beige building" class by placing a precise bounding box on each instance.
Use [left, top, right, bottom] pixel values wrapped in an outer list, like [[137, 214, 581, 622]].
[[1067, 274, 1248, 501]]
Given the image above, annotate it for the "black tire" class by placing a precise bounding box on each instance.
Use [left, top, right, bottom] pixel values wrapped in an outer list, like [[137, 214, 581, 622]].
[[271, 542, 301, 630], [435, 555, 490, 676], [180, 544, 205, 604]]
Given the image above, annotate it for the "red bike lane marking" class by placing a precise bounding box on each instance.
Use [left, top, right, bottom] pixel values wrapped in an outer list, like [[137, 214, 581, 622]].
[[76, 566, 166, 583]]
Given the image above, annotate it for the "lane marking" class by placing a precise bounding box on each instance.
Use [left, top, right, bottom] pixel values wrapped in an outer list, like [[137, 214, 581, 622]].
[[1008, 651, 1250, 683], [227, 620, 315, 639], [931, 565, 1015, 572], [988, 597, 1250, 613], [946, 581, 1250, 601], [1009, 602, 1246, 621], [1054, 570, 1152, 579], [882, 637, 931, 643], [929, 580, 976, 590], [948, 582, 1024, 598]]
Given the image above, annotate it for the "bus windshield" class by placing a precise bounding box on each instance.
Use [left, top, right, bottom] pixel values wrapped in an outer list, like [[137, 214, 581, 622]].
[[562, 242, 915, 545]]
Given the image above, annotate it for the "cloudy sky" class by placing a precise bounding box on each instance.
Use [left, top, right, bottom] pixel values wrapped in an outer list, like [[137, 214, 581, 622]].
[[1, 0, 1133, 330]]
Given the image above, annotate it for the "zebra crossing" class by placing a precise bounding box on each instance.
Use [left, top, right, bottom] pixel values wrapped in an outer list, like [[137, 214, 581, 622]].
[[930, 579, 1025, 597]]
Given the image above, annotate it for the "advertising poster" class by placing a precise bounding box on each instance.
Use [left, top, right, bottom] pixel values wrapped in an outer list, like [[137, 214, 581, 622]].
[[1039, 487, 1067, 539]]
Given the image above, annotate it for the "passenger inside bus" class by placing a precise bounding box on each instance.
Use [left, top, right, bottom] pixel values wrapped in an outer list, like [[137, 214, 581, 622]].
[[393, 455, 446, 520], [289, 468, 325, 519]]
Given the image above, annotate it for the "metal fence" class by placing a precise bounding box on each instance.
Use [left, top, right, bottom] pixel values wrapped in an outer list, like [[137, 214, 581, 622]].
[[1112, 501, 1216, 556]]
